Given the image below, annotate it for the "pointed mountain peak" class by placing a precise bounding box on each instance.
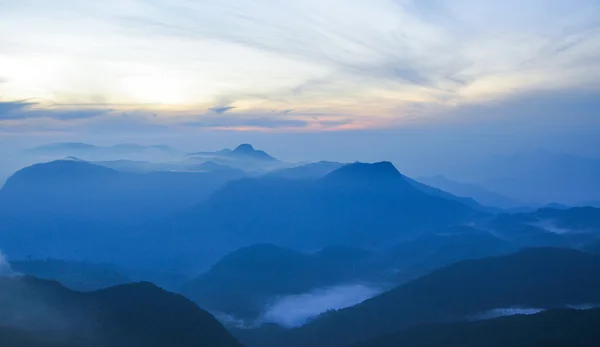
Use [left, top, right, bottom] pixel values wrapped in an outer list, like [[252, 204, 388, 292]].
[[230, 144, 277, 161]]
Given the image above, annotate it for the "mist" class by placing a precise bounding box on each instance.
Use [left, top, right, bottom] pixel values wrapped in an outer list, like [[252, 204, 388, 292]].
[[260, 284, 383, 328], [472, 308, 545, 320], [0, 250, 17, 277]]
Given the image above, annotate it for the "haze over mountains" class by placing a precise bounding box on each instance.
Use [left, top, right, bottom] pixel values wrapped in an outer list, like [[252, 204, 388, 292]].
[[2, 142, 600, 347]]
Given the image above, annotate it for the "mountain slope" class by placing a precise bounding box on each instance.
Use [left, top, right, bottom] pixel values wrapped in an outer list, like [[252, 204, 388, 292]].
[[0, 159, 245, 261], [10, 259, 131, 291], [0, 276, 241, 347], [0, 326, 80, 347], [0, 159, 244, 220], [418, 175, 522, 209], [180, 244, 377, 320], [351, 308, 600, 347], [264, 248, 600, 347], [266, 161, 344, 179], [155, 162, 478, 253]]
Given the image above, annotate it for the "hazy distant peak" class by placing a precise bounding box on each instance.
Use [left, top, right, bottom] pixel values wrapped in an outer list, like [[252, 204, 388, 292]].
[[216, 243, 304, 266], [233, 143, 255, 153], [61, 156, 86, 162], [29, 142, 97, 151], [3, 159, 118, 190], [230, 143, 277, 161]]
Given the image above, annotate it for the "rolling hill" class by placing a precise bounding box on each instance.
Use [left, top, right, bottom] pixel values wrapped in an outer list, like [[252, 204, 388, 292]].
[[0, 276, 241, 347], [350, 308, 600, 347], [245, 248, 600, 347], [180, 244, 378, 320]]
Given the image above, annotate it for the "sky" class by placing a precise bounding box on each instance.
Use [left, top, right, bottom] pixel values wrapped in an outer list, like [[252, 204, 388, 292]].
[[1, 0, 600, 168]]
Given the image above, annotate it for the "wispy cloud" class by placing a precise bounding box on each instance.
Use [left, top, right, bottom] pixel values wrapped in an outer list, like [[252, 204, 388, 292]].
[[0, 101, 111, 120], [209, 106, 236, 114], [0, 0, 599, 135]]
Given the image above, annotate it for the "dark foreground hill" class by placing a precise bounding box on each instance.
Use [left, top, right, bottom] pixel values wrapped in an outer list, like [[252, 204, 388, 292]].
[[351, 308, 600, 347], [0, 276, 241, 347], [239, 248, 600, 347], [0, 326, 80, 347], [10, 259, 131, 291]]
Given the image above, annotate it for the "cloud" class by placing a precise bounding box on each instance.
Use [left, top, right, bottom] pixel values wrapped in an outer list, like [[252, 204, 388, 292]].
[[185, 115, 308, 129], [209, 106, 236, 114], [0, 101, 111, 121], [472, 307, 545, 320], [0, 249, 18, 277], [260, 284, 383, 328]]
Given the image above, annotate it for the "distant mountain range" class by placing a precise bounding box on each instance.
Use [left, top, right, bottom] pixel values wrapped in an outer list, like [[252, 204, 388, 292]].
[[9, 259, 131, 292], [0, 159, 245, 262], [239, 248, 600, 347], [0, 276, 241, 347], [0, 159, 244, 222], [186, 144, 282, 173], [448, 150, 600, 205], [189, 143, 277, 162], [151, 162, 478, 254], [25, 142, 180, 156], [418, 175, 523, 209]]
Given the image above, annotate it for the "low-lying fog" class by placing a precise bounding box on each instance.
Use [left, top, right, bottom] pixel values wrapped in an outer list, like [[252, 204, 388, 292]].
[[260, 283, 383, 328]]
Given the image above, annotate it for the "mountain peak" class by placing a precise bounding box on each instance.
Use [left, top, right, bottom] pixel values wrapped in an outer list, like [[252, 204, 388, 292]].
[[233, 144, 255, 153], [230, 144, 277, 161], [324, 161, 402, 181], [321, 161, 413, 192]]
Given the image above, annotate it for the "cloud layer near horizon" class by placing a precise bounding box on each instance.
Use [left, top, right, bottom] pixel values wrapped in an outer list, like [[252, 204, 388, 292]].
[[0, 0, 599, 135]]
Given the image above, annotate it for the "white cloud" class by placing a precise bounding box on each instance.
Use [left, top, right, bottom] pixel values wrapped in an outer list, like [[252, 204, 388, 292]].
[[260, 283, 382, 327], [0, 0, 599, 131]]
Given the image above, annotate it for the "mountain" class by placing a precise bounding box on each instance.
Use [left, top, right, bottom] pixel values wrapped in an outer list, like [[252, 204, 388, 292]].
[[350, 308, 600, 347], [0, 159, 244, 221], [190, 144, 277, 162], [478, 207, 600, 249], [152, 162, 478, 256], [230, 144, 277, 161], [405, 176, 490, 212], [180, 244, 378, 321], [24, 143, 181, 162], [532, 206, 600, 231], [255, 248, 600, 347], [381, 227, 517, 282], [0, 326, 80, 347], [186, 144, 281, 173], [93, 159, 175, 173], [451, 150, 600, 205], [585, 200, 600, 208], [0, 276, 241, 347], [0, 159, 245, 261], [186, 161, 247, 175], [25, 142, 97, 154], [266, 161, 344, 179], [418, 175, 523, 209], [9, 259, 131, 291]]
